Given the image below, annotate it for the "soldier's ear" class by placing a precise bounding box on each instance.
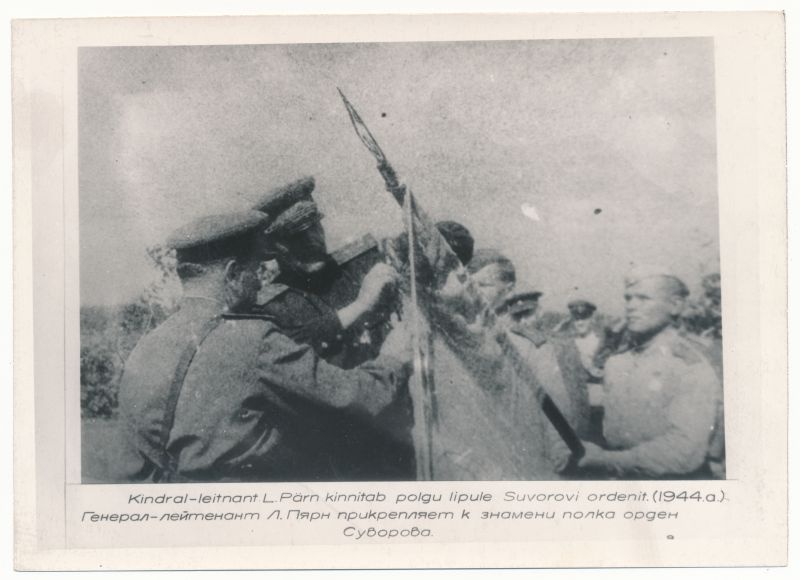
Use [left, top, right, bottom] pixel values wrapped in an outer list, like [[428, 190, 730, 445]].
[[223, 259, 241, 282], [669, 294, 687, 317]]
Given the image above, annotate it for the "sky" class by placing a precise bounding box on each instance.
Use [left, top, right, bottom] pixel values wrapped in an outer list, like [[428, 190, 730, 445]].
[[79, 38, 719, 314]]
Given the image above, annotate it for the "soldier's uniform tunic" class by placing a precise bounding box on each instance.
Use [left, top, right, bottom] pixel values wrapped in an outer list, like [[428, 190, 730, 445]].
[[255, 236, 388, 370], [114, 297, 407, 483], [253, 189, 413, 481], [254, 259, 415, 481], [599, 326, 720, 479]]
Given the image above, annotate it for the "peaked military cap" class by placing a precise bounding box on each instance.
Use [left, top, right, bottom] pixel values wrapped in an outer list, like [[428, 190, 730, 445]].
[[253, 176, 323, 236], [497, 287, 543, 317], [567, 299, 597, 320], [166, 210, 269, 263]]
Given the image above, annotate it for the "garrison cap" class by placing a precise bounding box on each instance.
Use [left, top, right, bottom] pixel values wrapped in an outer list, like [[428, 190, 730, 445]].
[[252, 177, 323, 236], [567, 299, 597, 320], [166, 210, 269, 263], [497, 287, 543, 317], [625, 264, 689, 297]]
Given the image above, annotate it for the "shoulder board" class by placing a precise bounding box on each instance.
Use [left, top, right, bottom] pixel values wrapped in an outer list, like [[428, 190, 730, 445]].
[[331, 233, 378, 266], [670, 337, 704, 365], [510, 326, 548, 348], [222, 312, 277, 322], [256, 283, 291, 305]]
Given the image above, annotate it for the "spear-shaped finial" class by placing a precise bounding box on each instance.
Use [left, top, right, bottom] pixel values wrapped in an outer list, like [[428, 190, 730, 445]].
[[337, 88, 388, 165]]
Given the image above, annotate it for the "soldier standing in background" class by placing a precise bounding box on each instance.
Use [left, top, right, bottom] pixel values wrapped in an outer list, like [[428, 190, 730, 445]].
[[500, 289, 592, 443], [680, 272, 725, 478], [113, 210, 411, 483], [552, 299, 607, 444]]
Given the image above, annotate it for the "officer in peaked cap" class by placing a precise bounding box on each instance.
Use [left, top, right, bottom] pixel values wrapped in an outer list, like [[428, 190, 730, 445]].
[[112, 210, 412, 484], [577, 266, 723, 479], [502, 286, 592, 443], [568, 299, 597, 321], [257, 176, 323, 239], [561, 300, 601, 370], [251, 177, 415, 480], [497, 288, 544, 323], [163, 210, 270, 309]]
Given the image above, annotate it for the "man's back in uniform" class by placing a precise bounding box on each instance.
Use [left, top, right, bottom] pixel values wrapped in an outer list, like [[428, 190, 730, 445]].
[[113, 210, 411, 483]]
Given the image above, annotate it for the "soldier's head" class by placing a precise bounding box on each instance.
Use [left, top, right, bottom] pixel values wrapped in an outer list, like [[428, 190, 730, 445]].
[[568, 299, 597, 337], [623, 266, 689, 337], [436, 220, 475, 266], [254, 177, 330, 276], [467, 249, 517, 311], [429, 220, 475, 304], [167, 210, 269, 313]]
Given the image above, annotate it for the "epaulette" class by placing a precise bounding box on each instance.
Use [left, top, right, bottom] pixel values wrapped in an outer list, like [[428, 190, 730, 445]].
[[222, 312, 277, 321], [256, 283, 291, 306], [670, 337, 704, 365], [331, 234, 378, 266], [510, 325, 549, 348]]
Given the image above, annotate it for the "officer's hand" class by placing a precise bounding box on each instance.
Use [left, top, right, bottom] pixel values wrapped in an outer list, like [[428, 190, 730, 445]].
[[358, 263, 399, 311], [577, 441, 606, 469], [380, 316, 412, 364]]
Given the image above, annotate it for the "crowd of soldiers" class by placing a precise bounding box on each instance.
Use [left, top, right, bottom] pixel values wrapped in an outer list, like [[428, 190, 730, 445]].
[[111, 175, 725, 483]]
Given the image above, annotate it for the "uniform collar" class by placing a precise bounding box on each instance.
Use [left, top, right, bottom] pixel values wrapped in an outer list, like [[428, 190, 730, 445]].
[[630, 325, 679, 355], [180, 295, 226, 315]]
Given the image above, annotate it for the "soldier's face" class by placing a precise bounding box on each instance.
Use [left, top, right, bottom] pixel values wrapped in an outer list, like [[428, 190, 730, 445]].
[[573, 317, 593, 337], [624, 278, 683, 335], [275, 222, 329, 275], [472, 264, 514, 309]]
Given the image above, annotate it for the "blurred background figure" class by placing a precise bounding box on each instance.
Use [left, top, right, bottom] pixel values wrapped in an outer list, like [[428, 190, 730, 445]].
[[556, 300, 604, 379], [552, 299, 606, 444], [501, 286, 592, 446], [678, 271, 724, 478]]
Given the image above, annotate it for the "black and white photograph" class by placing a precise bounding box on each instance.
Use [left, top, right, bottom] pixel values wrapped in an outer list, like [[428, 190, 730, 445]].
[[11, 9, 790, 571], [79, 38, 725, 484]]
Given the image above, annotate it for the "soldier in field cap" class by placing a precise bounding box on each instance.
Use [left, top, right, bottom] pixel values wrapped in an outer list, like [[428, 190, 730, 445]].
[[577, 265, 723, 479], [499, 286, 592, 443], [252, 177, 414, 480], [568, 299, 596, 321], [112, 210, 412, 483]]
